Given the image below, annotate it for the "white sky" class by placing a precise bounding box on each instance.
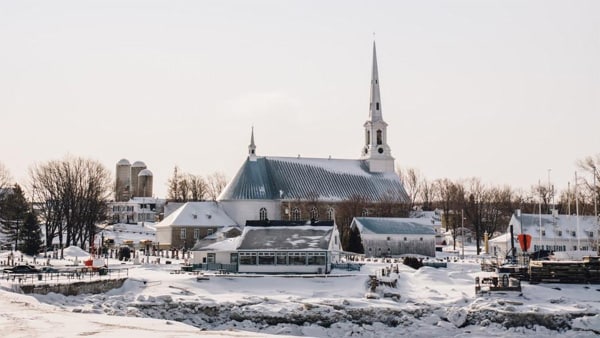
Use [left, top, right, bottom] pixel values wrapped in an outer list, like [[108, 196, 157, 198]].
[[1, 0, 598, 199]]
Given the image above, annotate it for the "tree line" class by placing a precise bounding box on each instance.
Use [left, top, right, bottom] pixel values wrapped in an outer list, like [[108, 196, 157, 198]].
[[1, 154, 598, 256]]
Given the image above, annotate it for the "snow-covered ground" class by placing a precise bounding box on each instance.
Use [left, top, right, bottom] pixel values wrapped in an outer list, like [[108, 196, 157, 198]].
[[1, 226, 599, 337]]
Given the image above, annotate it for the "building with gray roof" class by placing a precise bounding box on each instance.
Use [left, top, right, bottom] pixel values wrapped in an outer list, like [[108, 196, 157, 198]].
[[351, 217, 436, 257], [218, 42, 409, 226]]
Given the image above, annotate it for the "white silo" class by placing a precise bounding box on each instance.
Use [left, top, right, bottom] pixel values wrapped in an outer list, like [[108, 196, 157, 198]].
[[115, 159, 131, 201], [130, 161, 147, 198], [137, 169, 154, 198]]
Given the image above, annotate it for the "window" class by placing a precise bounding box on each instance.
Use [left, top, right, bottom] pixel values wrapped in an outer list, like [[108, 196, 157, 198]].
[[572, 231, 577, 237], [387, 236, 391, 241], [541, 230, 546, 236], [309, 207, 318, 220], [558, 231, 562, 236], [258, 252, 275, 265], [239, 253, 256, 265], [327, 207, 335, 221], [307, 252, 326, 265], [376, 130, 382, 145], [588, 231, 594, 238], [207, 228, 214, 236], [207, 253, 215, 264], [193, 228, 200, 239], [365, 130, 370, 145], [376, 102, 380, 110], [180, 228, 186, 239], [259, 207, 268, 221], [420, 237, 423, 241], [289, 252, 306, 265], [276, 253, 287, 265], [292, 207, 301, 221], [403, 237, 407, 241], [362, 208, 369, 217], [230, 253, 238, 264]]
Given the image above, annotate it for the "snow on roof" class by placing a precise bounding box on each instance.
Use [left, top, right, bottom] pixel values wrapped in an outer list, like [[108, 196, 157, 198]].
[[117, 158, 130, 166], [352, 217, 436, 235], [510, 213, 599, 239], [237, 224, 333, 251], [138, 169, 153, 176], [218, 156, 408, 202], [193, 236, 241, 251], [131, 161, 146, 167], [155, 201, 237, 228]]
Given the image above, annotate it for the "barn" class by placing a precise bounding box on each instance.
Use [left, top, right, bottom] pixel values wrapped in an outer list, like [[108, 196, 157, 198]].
[[351, 217, 436, 257]]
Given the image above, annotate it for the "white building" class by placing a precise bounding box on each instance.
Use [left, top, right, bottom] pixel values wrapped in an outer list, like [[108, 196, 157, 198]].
[[490, 211, 599, 259], [351, 217, 436, 257], [217, 42, 408, 226], [108, 197, 165, 224]]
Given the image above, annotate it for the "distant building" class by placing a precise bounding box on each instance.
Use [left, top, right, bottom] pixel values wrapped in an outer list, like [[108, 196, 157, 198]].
[[490, 211, 599, 258], [351, 217, 436, 257], [154, 202, 237, 250], [108, 197, 165, 225]]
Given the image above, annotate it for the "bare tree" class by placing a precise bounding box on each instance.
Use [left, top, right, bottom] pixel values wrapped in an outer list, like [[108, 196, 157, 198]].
[[29, 156, 111, 257], [397, 167, 422, 211], [206, 172, 227, 201], [0, 162, 12, 191]]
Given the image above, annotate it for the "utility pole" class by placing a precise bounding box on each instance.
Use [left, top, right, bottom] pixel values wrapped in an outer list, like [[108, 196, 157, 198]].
[[461, 209, 465, 260]]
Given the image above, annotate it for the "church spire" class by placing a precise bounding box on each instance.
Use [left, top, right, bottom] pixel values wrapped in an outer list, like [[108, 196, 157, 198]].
[[369, 41, 382, 121], [361, 40, 394, 173], [248, 126, 257, 160]]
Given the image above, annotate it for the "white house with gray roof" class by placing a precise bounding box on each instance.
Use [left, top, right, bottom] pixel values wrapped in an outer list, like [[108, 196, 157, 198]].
[[351, 217, 436, 257], [489, 211, 599, 259], [217, 42, 408, 226]]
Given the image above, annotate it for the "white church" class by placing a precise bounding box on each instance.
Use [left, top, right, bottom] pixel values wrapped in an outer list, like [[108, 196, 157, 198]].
[[156, 42, 409, 252]]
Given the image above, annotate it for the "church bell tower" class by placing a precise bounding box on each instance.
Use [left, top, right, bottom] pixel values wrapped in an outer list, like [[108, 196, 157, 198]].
[[361, 41, 395, 173]]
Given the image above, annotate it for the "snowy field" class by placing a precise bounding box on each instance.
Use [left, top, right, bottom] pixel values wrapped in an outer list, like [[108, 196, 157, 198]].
[[1, 244, 600, 337]]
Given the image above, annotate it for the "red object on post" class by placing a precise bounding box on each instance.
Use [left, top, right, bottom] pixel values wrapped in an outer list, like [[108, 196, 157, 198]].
[[518, 234, 532, 252], [84, 259, 93, 267]]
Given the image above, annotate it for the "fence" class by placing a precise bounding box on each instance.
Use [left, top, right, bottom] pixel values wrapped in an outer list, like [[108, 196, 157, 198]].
[[1, 267, 129, 285], [190, 263, 238, 273]]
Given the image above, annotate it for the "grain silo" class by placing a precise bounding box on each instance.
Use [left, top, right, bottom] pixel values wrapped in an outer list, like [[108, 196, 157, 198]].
[[115, 159, 131, 201], [130, 161, 147, 198], [137, 169, 154, 198]]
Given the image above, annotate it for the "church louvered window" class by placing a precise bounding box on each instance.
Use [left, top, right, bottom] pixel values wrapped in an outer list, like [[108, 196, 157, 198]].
[[376, 130, 382, 145], [292, 207, 301, 221], [259, 207, 268, 221]]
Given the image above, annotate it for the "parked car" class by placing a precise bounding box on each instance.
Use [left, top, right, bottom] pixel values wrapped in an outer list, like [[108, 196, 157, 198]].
[[3, 265, 40, 274]]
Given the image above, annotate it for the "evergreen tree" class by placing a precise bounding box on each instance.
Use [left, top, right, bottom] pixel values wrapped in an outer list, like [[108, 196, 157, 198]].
[[19, 212, 42, 256], [0, 184, 29, 249]]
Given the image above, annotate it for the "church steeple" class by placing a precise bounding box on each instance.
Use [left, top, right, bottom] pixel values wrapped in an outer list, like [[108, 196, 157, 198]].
[[361, 41, 395, 173], [369, 41, 382, 122], [248, 126, 257, 161]]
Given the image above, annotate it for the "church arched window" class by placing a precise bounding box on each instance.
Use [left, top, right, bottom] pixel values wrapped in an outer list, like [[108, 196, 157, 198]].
[[259, 207, 268, 221], [326, 207, 335, 221], [376, 130, 382, 145], [291, 207, 301, 221], [309, 207, 319, 221], [365, 130, 370, 145]]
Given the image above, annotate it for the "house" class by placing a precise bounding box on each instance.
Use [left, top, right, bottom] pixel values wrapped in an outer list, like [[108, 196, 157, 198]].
[[236, 220, 342, 274], [191, 220, 342, 274], [108, 197, 166, 224], [489, 210, 599, 258], [410, 208, 444, 245], [154, 201, 237, 250], [351, 217, 436, 257]]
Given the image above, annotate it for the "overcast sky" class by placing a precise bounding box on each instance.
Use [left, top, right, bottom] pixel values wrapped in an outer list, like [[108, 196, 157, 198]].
[[1, 0, 598, 199]]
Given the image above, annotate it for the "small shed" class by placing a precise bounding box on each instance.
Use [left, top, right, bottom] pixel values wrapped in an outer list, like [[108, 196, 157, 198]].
[[351, 217, 436, 257]]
